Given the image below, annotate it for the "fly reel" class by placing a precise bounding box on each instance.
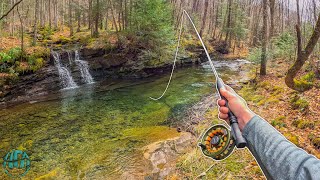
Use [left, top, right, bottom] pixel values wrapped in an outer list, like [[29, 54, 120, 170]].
[[198, 125, 236, 161]]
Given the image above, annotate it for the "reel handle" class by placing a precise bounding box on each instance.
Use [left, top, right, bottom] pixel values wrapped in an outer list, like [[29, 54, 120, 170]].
[[217, 78, 247, 148]]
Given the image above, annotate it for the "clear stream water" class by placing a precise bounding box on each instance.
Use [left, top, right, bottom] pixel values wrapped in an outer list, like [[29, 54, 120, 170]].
[[0, 60, 250, 179]]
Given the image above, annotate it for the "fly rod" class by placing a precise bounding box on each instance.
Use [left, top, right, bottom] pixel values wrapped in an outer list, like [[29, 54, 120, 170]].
[[150, 10, 246, 160]]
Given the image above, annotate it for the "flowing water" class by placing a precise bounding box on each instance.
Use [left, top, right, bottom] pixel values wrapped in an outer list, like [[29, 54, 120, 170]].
[[0, 60, 250, 179], [74, 50, 95, 84], [52, 52, 78, 89]]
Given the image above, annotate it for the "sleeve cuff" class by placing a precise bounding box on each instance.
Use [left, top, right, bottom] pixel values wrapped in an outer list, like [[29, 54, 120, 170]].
[[242, 115, 261, 138]]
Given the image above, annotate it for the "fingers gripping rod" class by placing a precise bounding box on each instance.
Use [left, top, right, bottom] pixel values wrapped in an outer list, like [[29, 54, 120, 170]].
[[151, 10, 246, 148]]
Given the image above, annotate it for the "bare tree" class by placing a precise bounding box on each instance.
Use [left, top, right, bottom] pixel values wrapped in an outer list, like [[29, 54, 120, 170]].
[[32, 0, 39, 46], [260, 0, 268, 76], [69, 0, 73, 36], [269, 0, 275, 39], [285, 11, 320, 91], [0, 0, 23, 21], [200, 0, 209, 37]]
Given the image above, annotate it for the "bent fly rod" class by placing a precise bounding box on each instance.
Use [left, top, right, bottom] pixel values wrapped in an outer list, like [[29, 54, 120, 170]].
[[150, 10, 246, 161]]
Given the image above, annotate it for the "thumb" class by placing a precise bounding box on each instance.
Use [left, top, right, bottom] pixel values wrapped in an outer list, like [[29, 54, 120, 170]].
[[220, 87, 236, 101]]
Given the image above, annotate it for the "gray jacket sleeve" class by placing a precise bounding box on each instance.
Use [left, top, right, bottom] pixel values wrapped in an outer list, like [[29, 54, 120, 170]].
[[242, 115, 320, 180]]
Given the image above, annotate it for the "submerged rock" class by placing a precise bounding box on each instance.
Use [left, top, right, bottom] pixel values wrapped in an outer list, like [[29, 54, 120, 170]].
[[142, 132, 195, 179]]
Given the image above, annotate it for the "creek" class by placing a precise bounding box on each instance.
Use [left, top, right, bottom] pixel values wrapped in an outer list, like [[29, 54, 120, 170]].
[[0, 60, 250, 179]]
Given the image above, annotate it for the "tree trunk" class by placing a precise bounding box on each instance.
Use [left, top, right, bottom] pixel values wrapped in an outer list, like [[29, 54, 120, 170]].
[[109, 0, 118, 32], [199, 0, 208, 37], [312, 0, 317, 24], [124, 0, 127, 29], [93, 0, 99, 37], [213, 0, 218, 39], [105, 8, 108, 30], [269, 0, 275, 39], [77, 0, 81, 32], [285, 12, 320, 91], [69, 0, 73, 36], [225, 0, 232, 47], [17, 6, 24, 53], [260, 0, 268, 76], [118, 0, 122, 31], [40, 0, 44, 27], [88, 0, 92, 30], [32, 0, 39, 46], [48, 0, 51, 29], [61, 0, 65, 30], [54, 0, 58, 29]]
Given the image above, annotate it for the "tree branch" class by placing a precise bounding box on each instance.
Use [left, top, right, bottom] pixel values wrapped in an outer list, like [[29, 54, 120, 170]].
[[0, 0, 24, 21], [304, 13, 320, 56]]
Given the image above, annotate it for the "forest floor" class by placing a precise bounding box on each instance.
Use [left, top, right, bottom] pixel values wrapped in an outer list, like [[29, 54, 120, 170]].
[[168, 58, 320, 179]]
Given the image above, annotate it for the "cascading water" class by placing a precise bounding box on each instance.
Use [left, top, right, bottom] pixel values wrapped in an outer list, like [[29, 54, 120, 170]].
[[74, 50, 94, 84], [52, 51, 78, 89]]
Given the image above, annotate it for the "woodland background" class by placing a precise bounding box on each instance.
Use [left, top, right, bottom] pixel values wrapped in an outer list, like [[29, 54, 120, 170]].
[[0, 0, 320, 179]]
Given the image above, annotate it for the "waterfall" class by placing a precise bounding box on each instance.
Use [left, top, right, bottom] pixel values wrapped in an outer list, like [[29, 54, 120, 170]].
[[52, 51, 78, 89], [74, 50, 94, 84]]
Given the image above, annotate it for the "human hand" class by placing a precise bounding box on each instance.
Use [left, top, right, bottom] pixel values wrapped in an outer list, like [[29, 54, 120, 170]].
[[217, 85, 255, 131]]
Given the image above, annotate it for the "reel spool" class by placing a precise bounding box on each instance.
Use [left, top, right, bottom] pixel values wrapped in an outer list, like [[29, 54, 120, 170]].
[[198, 125, 236, 161]]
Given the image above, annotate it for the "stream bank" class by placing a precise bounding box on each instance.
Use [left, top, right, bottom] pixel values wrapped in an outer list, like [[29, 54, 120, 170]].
[[0, 46, 207, 108]]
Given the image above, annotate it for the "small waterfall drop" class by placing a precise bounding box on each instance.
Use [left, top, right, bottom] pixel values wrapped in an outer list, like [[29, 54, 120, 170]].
[[52, 51, 78, 89], [74, 50, 94, 84]]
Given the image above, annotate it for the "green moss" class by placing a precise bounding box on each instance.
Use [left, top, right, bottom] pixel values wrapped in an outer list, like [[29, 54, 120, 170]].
[[284, 133, 299, 146], [257, 81, 271, 90], [301, 72, 316, 82], [271, 116, 286, 128], [59, 36, 72, 44], [238, 85, 260, 102], [39, 26, 54, 40], [292, 119, 315, 129], [251, 95, 265, 103], [256, 98, 266, 106], [272, 85, 284, 95], [294, 79, 313, 91], [290, 95, 309, 112], [266, 96, 280, 104], [292, 72, 316, 91]]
